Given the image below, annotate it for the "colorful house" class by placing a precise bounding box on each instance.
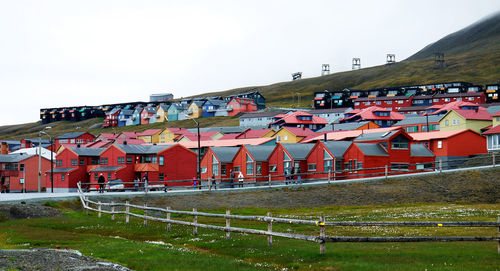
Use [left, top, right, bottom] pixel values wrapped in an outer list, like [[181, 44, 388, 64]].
[[227, 97, 258, 117], [269, 111, 328, 132], [267, 143, 315, 180], [188, 100, 205, 119], [200, 146, 239, 181], [235, 129, 275, 139], [155, 104, 170, 123], [118, 109, 134, 127], [202, 99, 228, 118], [305, 140, 352, 180], [54, 132, 96, 152], [317, 121, 380, 132], [141, 106, 157, 125], [353, 95, 413, 111], [158, 128, 192, 144], [439, 109, 492, 133], [341, 106, 406, 127], [136, 129, 162, 144], [271, 127, 318, 143], [232, 145, 275, 183], [394, 115, 442, 133], [131, 107, 143, 125], [483, 111, 500, 152], [0, 154, 51, 193], [103, 107, 121, 128], [167, 103, 180, 121]]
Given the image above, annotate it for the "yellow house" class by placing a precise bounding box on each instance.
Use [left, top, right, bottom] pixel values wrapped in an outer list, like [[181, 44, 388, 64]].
[[261, 129, 276, 138], [157, 128, 190, 144], [136, 129, 163, 144], [439, 109, 492, 133], [493, 111, 500, 127], [155, 104, 170, 123], [271, 127, 318, 143], [188, 101, 204, 119]]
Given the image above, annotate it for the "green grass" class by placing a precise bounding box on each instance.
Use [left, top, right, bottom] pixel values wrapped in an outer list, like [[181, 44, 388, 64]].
[[1, 203, 499, 270]]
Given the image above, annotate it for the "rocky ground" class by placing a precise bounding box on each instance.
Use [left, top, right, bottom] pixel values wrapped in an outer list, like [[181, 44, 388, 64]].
[[0, 248, 130, 271], [0, 203, 62, 220]]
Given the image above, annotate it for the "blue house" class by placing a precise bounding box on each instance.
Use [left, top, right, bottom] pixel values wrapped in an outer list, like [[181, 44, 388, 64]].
[[118, 109, 134, 127], [202, 99, 227, 118], [132, 107, 143, 125]]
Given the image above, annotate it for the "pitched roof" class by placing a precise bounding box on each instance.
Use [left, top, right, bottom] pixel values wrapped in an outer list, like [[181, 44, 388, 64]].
[[355, 143, 389, 156], [280, 127, 318, 137], [90, 166, 124, 172], [211, 147, 239, 163], [56, 132, 88, 139], [394, 115, 443, 126], [281, 143, 315, 160], [354, 130, 400, 142], [236, 129, 273, 139], [205, 99, 226, 107], [410, 129, 476, 141], [69, 147, 105, 156], [270, 111, 328, 126], [119, 131, 138, 139], [175, 137, 275, 148], [452, 109, 492, 121], [342, 106, 406, 122], [410, 144, 435, 157], [425, 101, 484, 115], [483, 125, 500, 135], [98, 133, 120, 140], [355, 95, 411, 102], [50, 167, 76, 173], [114, 144, 172, 154], [322, 141, 352, 158], [0, 154, 35, 163], [245, 145, 275, 161], [137, 129, 162, 136], [302, 127, 399, 142], [307, 108, 350, 114], [120, 109, 134, 115], [316, 121, 372, 132], [486, 105, 500, 115]]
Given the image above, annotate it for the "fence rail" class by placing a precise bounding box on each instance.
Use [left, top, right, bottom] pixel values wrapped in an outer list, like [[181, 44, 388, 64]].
[[77, 183, 500, 254]]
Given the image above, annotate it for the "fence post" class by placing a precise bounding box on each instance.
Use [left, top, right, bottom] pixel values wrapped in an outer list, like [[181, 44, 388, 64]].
[[144, 203, 148, 228], [385, 165, 388, 179], [85, 197, 89, 216], [125, 201, 129, 224], [111, 201, 115, 221], [167, 206, 171, 232], [319, 216, 326, 254], [267, 212, 273, 247], [98, 201, 101, 218], [268, 174, 271, 187], [439, 160, 442, 173], [493, 153, 496, 167], [328, 170, 331, 184], [333, 170, 336, 181], [226, 210, 231, 240], [193, 208, 198, 236]]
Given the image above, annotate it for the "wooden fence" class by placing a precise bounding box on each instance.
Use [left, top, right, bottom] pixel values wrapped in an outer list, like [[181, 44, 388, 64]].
[[76, 183, 500, 254]]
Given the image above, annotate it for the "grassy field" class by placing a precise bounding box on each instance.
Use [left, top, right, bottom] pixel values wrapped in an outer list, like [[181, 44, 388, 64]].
[[1, 202, 499, 270]]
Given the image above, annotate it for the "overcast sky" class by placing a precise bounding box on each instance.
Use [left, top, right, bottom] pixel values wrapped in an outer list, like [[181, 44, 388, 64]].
[[1, 0, 500, 126]]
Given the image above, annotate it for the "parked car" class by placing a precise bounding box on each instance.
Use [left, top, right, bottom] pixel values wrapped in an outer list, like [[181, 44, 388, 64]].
[[106, 179, 124, 192]]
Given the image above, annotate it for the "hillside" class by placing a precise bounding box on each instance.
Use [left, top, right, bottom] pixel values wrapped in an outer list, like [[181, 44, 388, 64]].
[[196, 12, 500, 108]]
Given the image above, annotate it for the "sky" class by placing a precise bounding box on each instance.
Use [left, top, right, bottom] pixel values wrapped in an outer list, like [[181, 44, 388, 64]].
[[1, 0, 500, 126]]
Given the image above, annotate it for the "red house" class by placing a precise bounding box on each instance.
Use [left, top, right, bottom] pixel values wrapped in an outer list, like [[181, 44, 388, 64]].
[[231, 145, 275, 183], [269, 111, 328, 132], [200, 146, 239, 181], [54, 132, 96, 152], [429, 93, 485, 106], [305, 140, 352, 180], [0, 154, 51, 192], [353, 96, 413, 111], [410, 129, 487, 167], [267, 143, 315, 180], [424, 100, 486, 116], [49, 146, 103, 192], [103, 107, 121, 128], [227, 97, 258, 117], [341, 106, 406, 128], [342, 142, 390, 178], [140, 106, 157, 125]]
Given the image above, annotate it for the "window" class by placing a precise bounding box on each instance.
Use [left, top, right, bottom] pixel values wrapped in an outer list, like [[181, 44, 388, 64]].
[[76, 139, 84, 144], [94, 173, 98, 181], [391, 163, 409, 171], [386, 101, 392, 104], [19, 164, 24, 172], [437, 140, 443, 149], [452, 119, 460, 125], [221, 164, 227, 175], [108, 173, 112, 180], [417, 163, 434, 170], [276, 136, 281, 142], [61, 174, 65, 181], [91, 158, 99, 165], [308, 163, 317, 171], [405, 126, 419, 133], [256, 162, 262, 175], [375, 101, 381, 105], [269, 165, 277, 172], [100, 158, 108, 165], [117, 157, 125, 164], [56, 160, 63, 167], [233, 166, 241, 173], [152, 156, 157, 164], [358, 162, 363, 169], [126, 157, 132, 164], [444, 98, 450, 102], [201, 167, 207, 173], [246, 154, 254, 175], [71, 159, 77, 166], [391, 135, 409, 149], [79, 159, 85, 166], [159, 173, 165, 181], [324, 150, 333, 172], [335, 159, 342, 171]]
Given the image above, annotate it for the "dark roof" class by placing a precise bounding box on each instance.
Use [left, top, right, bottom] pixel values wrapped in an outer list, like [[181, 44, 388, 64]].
[[159, 104, 170, 111], [394, 115, 443, 126], [193, 100, 206, 107], [0, 154, 35, 163], [355, 95, 410, 102], [323, 141, 352, 158], [485, 105, 500, 115], [115, 144, 172, 155], [354, 130, 399, 142], [412, 95, 433, 100], [56, 132, 88, 139], [90, 166, 124, 172], [307, 108, 349, 114], [397, 106, 429, 112], [69, 147, 105, 156], [120, 109, 134, 115], [281, 143, 315, 160], [355, 143, 389, 156], [245, 145, 275, 161], [206, 99, 226, 107], [410, 144, 435, 157], [317, 121, 371, 132], [50, 167, 76, 173], [211, 147, 239, 163]]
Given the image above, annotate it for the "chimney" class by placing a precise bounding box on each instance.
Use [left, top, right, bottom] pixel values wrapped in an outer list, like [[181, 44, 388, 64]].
[[123, 140, 127, 145]]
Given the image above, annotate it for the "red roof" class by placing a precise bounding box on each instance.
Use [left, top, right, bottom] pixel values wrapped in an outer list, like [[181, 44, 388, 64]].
[[302, 127, 398, 142], [453, 109, 492, 121], [165, 127, 191, 135], [235, 129, 273, 139], [160, 137, 275, 148], [177, 134, 214, 141], [410, 129, 479, 141], [218, 133, 240, 140], [426, 101, 485, 115], [114, 138, 145, 145], [98, 133, 120, 140], [270, 111, 328, 125], [493, 111, 500, 117], [281, 127, 318, 137], [136, 129, 162, 136], [119, 132, 138, 139], [483, 125, 500, 135], [343, 106, 406, 121]]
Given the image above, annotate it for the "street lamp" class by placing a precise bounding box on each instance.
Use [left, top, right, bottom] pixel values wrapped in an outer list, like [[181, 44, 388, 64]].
[[38, 127, 52, 193], [184, 114, 201, 180]]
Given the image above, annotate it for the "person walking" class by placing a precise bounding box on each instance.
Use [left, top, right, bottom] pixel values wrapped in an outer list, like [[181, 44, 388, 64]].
[[98, 174, 105, 193], [143, 173, 149, 193], [134, 177, 140, 191], [209, 174, 214, 191], [229, 170, 235, 189]]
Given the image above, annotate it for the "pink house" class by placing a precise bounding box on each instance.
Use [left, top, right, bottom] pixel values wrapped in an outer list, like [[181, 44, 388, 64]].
[[227, 98, 258, 117]]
